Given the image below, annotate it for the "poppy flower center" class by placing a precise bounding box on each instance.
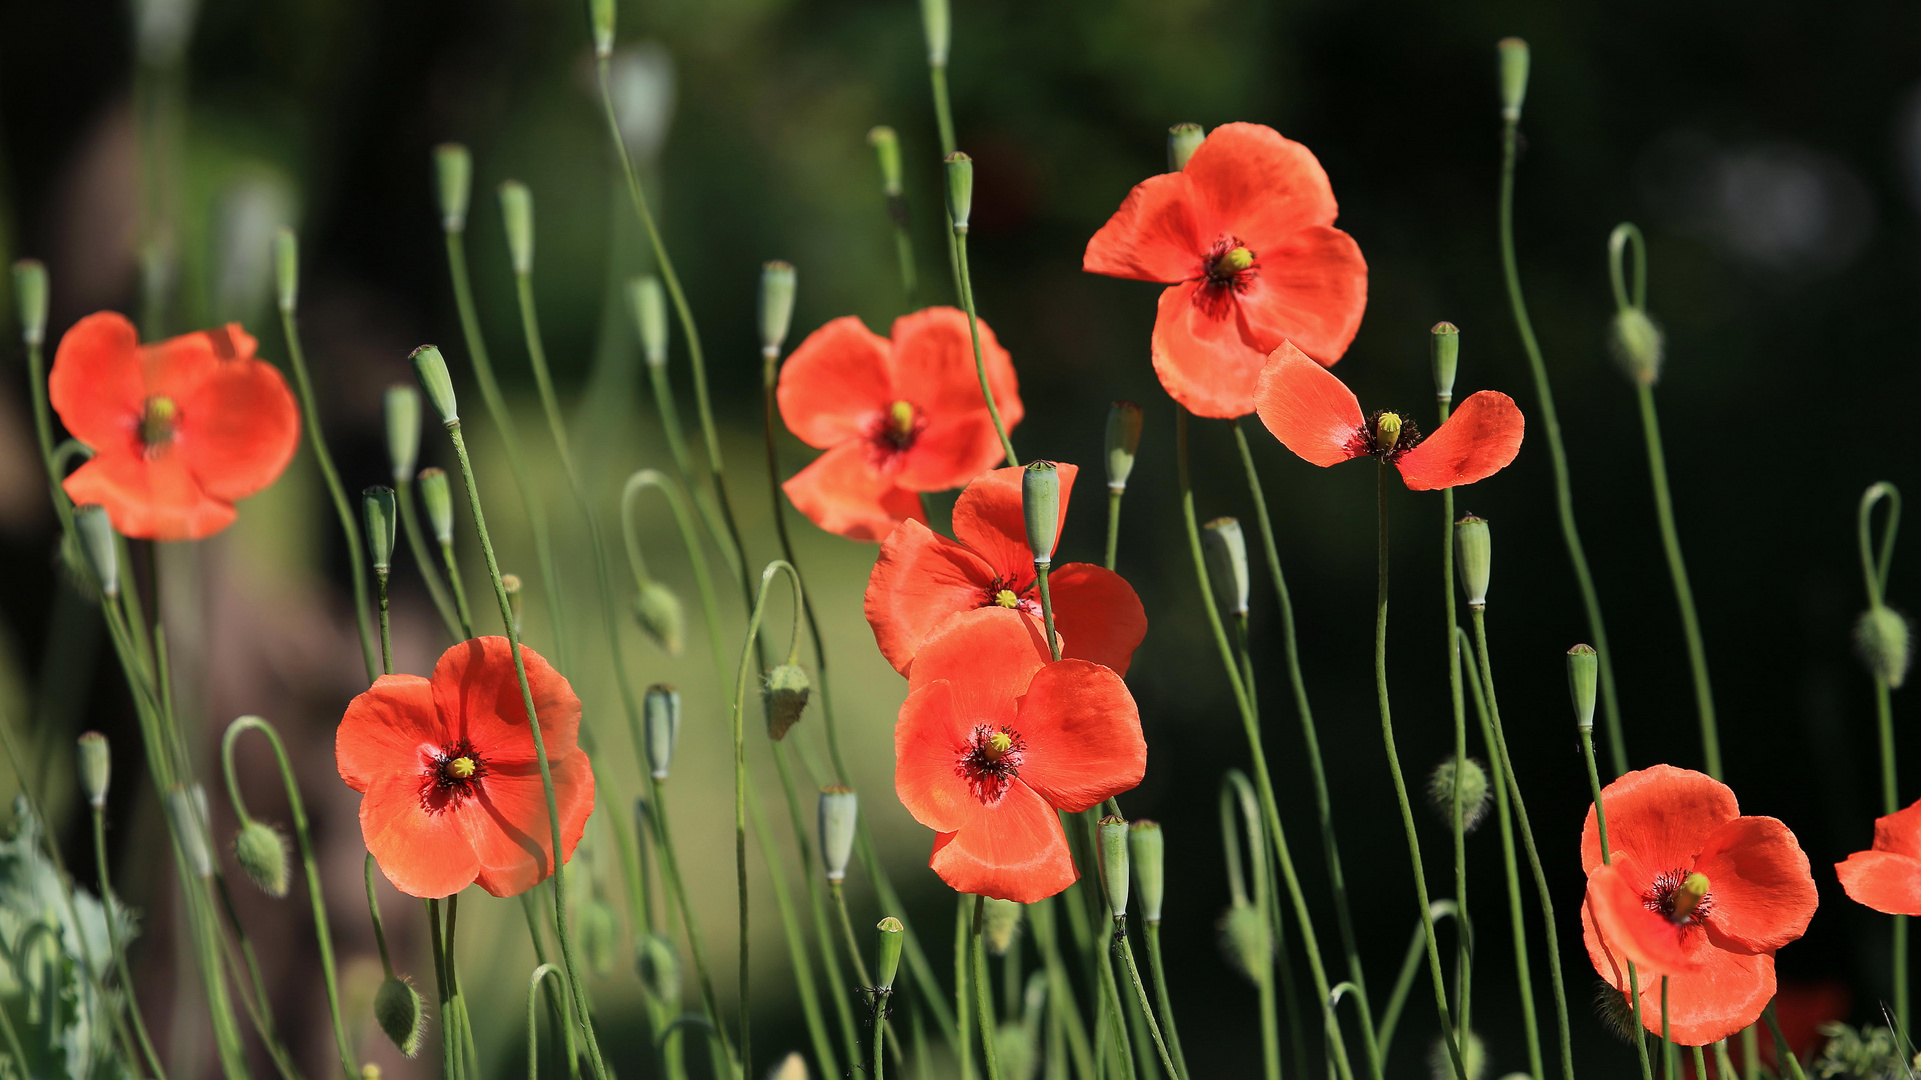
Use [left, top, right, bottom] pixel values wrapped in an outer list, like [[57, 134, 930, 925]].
[[1644, 868, 1714, 926], [446, 756, 476, 779], [1364, 410, 1421, 460], [957, 724, 1026, 806], [993, 589, 1020, 608], [1205, 241, 1257, 286], [141, 396, 180, 452], [980, 578, 1041, 616], [426, 740, 488, 807], [866, 400, 926, 464]]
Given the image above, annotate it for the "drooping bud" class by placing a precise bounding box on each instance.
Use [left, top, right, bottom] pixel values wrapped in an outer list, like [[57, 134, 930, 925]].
[[631, 276, 669, 368], [363, 486, 397, 574], [1106, 401, 1143, 493], [1497, 38, 1530, 122], [1167, 123, 1205, 172], [384, 385, 422, 483], [1098, 815, 1130, 918], [588, 0, 615, 58], [233, 820, 291, 898], [73, 505, 119, 598], [418, 467, 455, 544], [758, 260, 797, 354], [501, 574, 523, 635], [764, 664, 812, 740], [1425, 757, 1491, 833], [1431, 321, 1460, 402], [1567, 644, 1599, 730], [434, 144, 473, 233], [1610, 307, 1664, 386], [818, 786, 858, 883], [876, 917, 905, 991], [1022, 461, 1059, 565], [919, 0, 950, 66], [577, 897, 618, 974], [411, 345, 458, 426], [165, 785, 214, 879], [1202, 517, 1250, 618], [982, 898, 1024, 956], [374, 976, 424, 1057], [644, 684, 680, 780], [1219, 900, 1271, 983], [1857, 606, 1912, 689], [1455, 515, 1490, 608], [13, 260, 47, 346], [273, 227, 299, 314], [1428, 1031, 1487, 1080], [868, 126, 904, 198], [636, 933, 681, 1008], [1671, 872, 1710, 923], [1130, 820, 1165, 923], [633, 580, 686, 656], [944, 152, 973, 232], [77, 732, 111, 810], [498, 181, 534, 276]]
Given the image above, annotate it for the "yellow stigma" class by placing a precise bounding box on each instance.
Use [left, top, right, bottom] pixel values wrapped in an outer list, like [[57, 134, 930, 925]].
[[446, 756, 476, 780], [141, 396, 179, 446], [888, 400, 916, 437], [994, 589, 1020, 608], [985, 732, 1014, 760], [1218, 246, 1254, 273], [1375, 412, 1403, 452], [1672, 872, 1710, 922]]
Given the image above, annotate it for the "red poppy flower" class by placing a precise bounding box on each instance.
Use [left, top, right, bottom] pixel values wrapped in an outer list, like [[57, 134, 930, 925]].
[[865, 463, 1146, 678], [1253, 342, 1524, 490], [1580, 765, 1818, 1046], [1835, 797, 1921, 915], [1082, 122, 1367, 419], [895, 609, 1145, 902], [777, 306, 1022, 542], [49, 311, 300, 541], [337, 636, 595, 899]]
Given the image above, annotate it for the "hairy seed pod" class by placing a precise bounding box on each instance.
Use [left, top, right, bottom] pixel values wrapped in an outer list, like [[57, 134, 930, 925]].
[[375, 976, 424, 1057], [234, 820, 291, 898], [1426, 757, 1492, 834]]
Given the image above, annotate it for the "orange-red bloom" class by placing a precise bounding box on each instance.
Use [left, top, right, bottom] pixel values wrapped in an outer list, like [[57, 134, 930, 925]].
[[1254, 343, 1523, 490], [865, 463, 1146, 678], [1082, 122, 1367, 419], [777, 307, 1022, 542], [896, 610, 1145, 902], [1581, 765, 1818, 1046], [49, 312, 299, 540], [1835, 797, 1921, 915], [337, 637, 595, 899]]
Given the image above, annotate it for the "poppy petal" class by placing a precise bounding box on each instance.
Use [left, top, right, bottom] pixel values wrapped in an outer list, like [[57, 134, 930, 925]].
[[461, 749, 596, 898], [1836, 850, 1921, 916], [1582, 890, 1777, 1047], [895, 414, 1010, 492], [1586, 852, 1710, 974], [48, 312, 147, 456], [139, 328, 221, 400], [430, 637, 581, 767], [950, 464, 1079, 581], [1234, 226, 1367, 366], [1252, 341, 1367, 466], [906, 608, 1053, 705], [1691, 816, 1817, 954], [63, 451, 236, 541], [895, 679, 980, 833], [783, 441, 928, 542], [1393, 390, 1524, 491], [889, 308, 1023, 433], [1046, 563, 1148, 675], [1182, 123, 1340, 250], [776, 316, 897, 449], [1150, 281, 1268, 419], [336, 674, 445, 792], [178, 356, 301, 502], [927, 782, 1077, 903], [1873, 798, 1921, 859], [864, 519, 999, 675], [1082, 172, 1207, 283], [359, 771, 480, 899], [1581, 765, 1741, 876], [1014, 659, 1145, 813]]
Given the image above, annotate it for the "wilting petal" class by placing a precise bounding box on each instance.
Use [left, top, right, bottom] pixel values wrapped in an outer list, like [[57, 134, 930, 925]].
[[1150, 280, 1268, 419], [1252, 341, 1367, 467], [777, 316, 897, 449], [462, 749, 595, 898], [865, 520, 999, 675], [64, 451, 236, 541], [890, 307, 1022, 433], [431, 637, 582, 768], [1046, 563, 1147, 675], [949, 464, 1078, 581], [335, 674, 445, 792], [1837, 850, 1921, 916], [178, 356, 300, 502], [1013, 659, 1145, 813], [1182, 123, 1341, 250], [1581, 765, 1740, 876], [48, 312, 147, 456], [1393, 390, 1524, 491], [359, 772, 480, 899], [1082, 172, 1207, 283], [783, 442, 927, 542], [927, 782, 1077, 903], [1693, 815, 1817, 954], [1234, 225, 1367, 366]]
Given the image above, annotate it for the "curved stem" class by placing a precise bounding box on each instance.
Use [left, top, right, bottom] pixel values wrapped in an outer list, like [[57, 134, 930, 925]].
[[951, 231, 1017, 466], [1581, 727, 1654, 1080], [1635, 382, 1718, 778], [1607, 223, 1648, 312], [1113, 925, 1177, 1077], [1859, 482, 1905, 1030], [92, 807, 169, 1080], [525, 964, 570, 1080]]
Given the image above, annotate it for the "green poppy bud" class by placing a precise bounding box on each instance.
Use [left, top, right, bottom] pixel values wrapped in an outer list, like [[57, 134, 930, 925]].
[[868, 126, 905, 199], [1498, 38, 1530, 122], [758, 260, 797, 354], [1857, 606, 1912, 689], [385, 385, 422, 483], [944, 151, 973, 232], [637, 933, 680, 1007], [876, 916, 905, 991], [1431, 321, 1460, 402], [77, 732, 111, 810], [411, 345, 458, 426], [578, 898, 618, 975], [416, 467, 454, 545], [73, 504, 119, 598], [1425, 757, 1491, 833], [1098, 814, 1130, 918], [818, 786, 858, 883], [1129, 820, 1165, 923], [166, 785, 214, 879], [1455, 515, 1490, 608], [234, 819, 291, 898], [588, 0, 615, 57], [363, 486, 397, 574], [1203, 517, 1250, 618], [633, 579, 685, 656], [1106, 401, 1143, 492], [644, 684, 680, 780], [434, 144, 472, 233], [1567, 644, 1599, 730], [499, 181, 534, 276], [1168, 123, 1205, 172], [1611, 307, 1665, 386], [13, 259, 47, 346], [1218, 900, 1271, 983], [374, 976, 424, 1057], [273, 227, 299, 314], [764, 663, 811, 740], [630, 276, 669, 368], [919, 0, 949, 66], [1022, 460, 1059, 565], [981, 897, 1024, 956], [1429, 1031, 1486, 1080]]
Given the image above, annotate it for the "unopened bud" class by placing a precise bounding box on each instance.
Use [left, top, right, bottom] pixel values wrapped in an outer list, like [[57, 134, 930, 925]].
[[234, 819, 291, 898], [501, 574, 523, 635], [637, 933, 681, 1007], [363, 486, 397, 574], [1431, 321, 1460, 401], [818, 786, 858, 883], [499, 182, 534, 275], [73, 505, 119, 598], [385, 385, 422, 482], [1498, 38, 1530, 121], [374, 976, 424, 1057], [13, 260, 47, 346], [982, 898, 1024, 955], [1202, 517, 1250, 618], [919, 0, 949, 66], [644, 684, 680, 780], [944, 152, 973, 232], [1567, 644, 1599, 730], [1425, 757, 1491, 833], [764, 663, 811, 740], [633, 580, 685, 656], [273, 227, 299, 314], [1610, 307, 1664, 386], [165, 785, 214, 879], [77, 732, 111, 809], [418, 467, 455, 544], [1857, 606, 1912, 689], [578, 898, 618, 974], [876, 917, 904, 990], [411, 345, 458, 426], [631, 276, 669, 368], [588, 0, 615, 57], [1106, 401, 1143, 492], [770, 1052, 808, 1080], [1168, 123, 1205, 172], [1455, 515, 1490, 608], [1098, 814, 1129, 917], [758, 261, 797, 354], [1130, 820, 1165, 923], [1022, 461, 1059, 565], [1429, 1031, 1486, 1080], [434, 144, 473, 233], [1219, 900, 1270, 983], [868, 126, 904, 197]]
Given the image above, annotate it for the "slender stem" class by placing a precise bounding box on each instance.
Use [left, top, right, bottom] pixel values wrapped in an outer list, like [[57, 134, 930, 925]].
[[951, 230, 1017, 466], [93, 807, 169, 1080], [526, 965, 566, 1080], [1861, 483, 1906, 1032], [1761, 1003, 1808, 1080], [398, 478, 463, 639], [428, 899, 457, 1080], [440, 541, 475, 638], [1036, 561, 1060, 660], [745, 777, 840, 1078], [1581, 727, 1654, 1080], [957, 897, 974, 1080], [1105, 488, 1123, 570], [365, 855, 395, 977], [1634, 382, 1719, 777], [377, 572, 393, 675], [1030, 895, 1098, 1080], [1438, 401, 1472, 1041], [1499, 114, 1627, 775], [973, 896, 1004, 1080], [517, 891, 578, 1079], [1143, 924, 1186, 1080], [1661, 978, 1672, 1080], [1113, 925, 1177, 1077], [21, 331, 74, 538]]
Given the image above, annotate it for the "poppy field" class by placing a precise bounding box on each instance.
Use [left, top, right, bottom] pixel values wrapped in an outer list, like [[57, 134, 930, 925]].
[[1, 1, 1917, 1078]]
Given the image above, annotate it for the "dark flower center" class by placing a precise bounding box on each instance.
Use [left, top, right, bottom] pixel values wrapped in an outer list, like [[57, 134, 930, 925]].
[[865, 399, 926, 467], [957, 724, 1025, 806], [1363, 410, 1422, 461], [979, 576, 1040, 616], [1643, 868, 1713, 926], [1192, 237, 1258, 321], [424, 739, 488, 809], [141, 396, 180, 453]]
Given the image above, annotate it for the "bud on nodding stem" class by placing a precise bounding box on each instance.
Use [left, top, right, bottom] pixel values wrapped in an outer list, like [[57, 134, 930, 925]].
[[13, 260, 47, 346], [73, 505, 119, 598], [271, 227, 299, 314], [1168, 123, 1205, 172], [630, 276, 669, 368], [764, 664, 812, 740], [411, 345, 458, 425], [1610, 307, 1665, 386], [418, 467, 455, 544], [1203, 517, 1250, 618], [375, 975, 424, 1057], [643, 685, 680, 780], [919, 0, 950, 66], [818, 786, 858, 883], [1130, 820, 1165, 923], [1455, 515, 1490, 608], [434, 144, 473, 233], [1857, 607, 1912, 689], [982, 898, 1023, 955], [1567, 644, 1599, 731], [500, 574, 524, 634], [383, 385, 423, 482], [633, 580, 685, 656], [588, 0, 615, 58], [1098, 815, 1130, 917], [498, 181, 534, 275], [234, 819, 291, 898], [944, 152, 973, 232], [363, 486, 397, 574], [1022, 461, 1060, 565], [77, 732, 110, 809], [868, 126, 904, 197], [637, 933, 681, 1007], [758, 260, 797, 355], [1497, 38, 1530, 122], [1431, 321, 1460, 402], [1106, 401, 1143, 492], [166, 785, 215, 879], [876, 917, 905, 991]]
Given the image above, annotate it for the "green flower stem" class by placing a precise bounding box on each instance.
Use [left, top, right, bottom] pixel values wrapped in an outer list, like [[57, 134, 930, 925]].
[[1860, 482, 1906, 1031], [873, 987, 892, 1080], [772, 749, 863, 1071], [1036, 561, 1060, 660], [526, 964, 568, 1080], [517, 891, 578, 1079], [377, 571, 393, 675], [1372, 462, 1466, 1080], [220, 717, 354, 1079], [1104, 489, 1123, 570], [450, 906, 482, 1078], [364, 856, 395, 977], [1760, 1004, 1808, 1080], [278, 305, 378, 682], [1498, 113, 1627, 776], [1175, 408, 1354, 1080], [439, 537, 476, 638], [745, 776, 840, 1078], [20, 323, 74, 537], [956, 897, 977, 1080], [1113, 925, 1175, 1078], [427, 898, 458, 1080], [398, 477, 463, 639], [1581, 726, 1654, 1080], [1221, 773, 1277, 1080], [93, 805, 169, 1080], [1229, 420, 1382, 1075], [1375, 900, 1456, 1055], [1436, 398, 1472, 1042], [951, 229, 1017, 467], [1030, 895, 1098, 1080], [442, 418, 609, 1080], [1468, 607, 1574, 1080], [1660, 978, 1673, 1080], [1142, 924, 1185, 1079], [972, 896, 1005, 1080]]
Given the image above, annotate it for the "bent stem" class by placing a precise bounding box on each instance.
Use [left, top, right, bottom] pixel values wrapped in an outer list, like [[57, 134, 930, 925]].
[[91, 805, 168, 1080], [526, 964, 569, 1080], [1634, 381, 1719, 777], [1113, 923, 1177, 1077], [1580, 726, 1654, 1080], [1861, 482, 1907, 1031], [951, 228, 1017, 466]]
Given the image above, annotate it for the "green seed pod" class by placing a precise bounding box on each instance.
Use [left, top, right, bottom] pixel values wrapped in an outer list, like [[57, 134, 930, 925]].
[[13, 259, 47, 346], [1567, 644, 1599, 731], [233, 819, 291, 898], [1429, 1031, 1487, 1080], [1857, 606, 1913, 689], [764, 664, 812, 740], [501, 574, 523, 636], [1374, 411, 1404, 454], [166, 785, 214, 879], [1098, 814, 1129, 917], [1497, 38, 1530, 121], [876, 917, 905, 991], [630, 276, 669, 368], [374, 975, 424, 1057], [1218, 900, 1271, 984], [434, 144, 472, 233], [1455, 515, 1491, 608], [944, 151, 974, 232], [73, 504, 119, 598], [1130, 820, 1165, 923], [633, 579, 686, 657], [363, 486, 397, 574], [1431, 321, 1460, 401], [644, 684, 680, 781], [758, 260, 797, 354], [818, 786, 858, 883], [76, 732, 111, 810], [1425, 757, 1491, 833], [982, 897, 1024, 956], [418, 467, 455, 544], [919, 0, 949, 66], [499, 181, 534, 276], [1202, 517, 1250, 617], [588, 0, 615, 57], [1106, 401, 1143, 492], [868, 126, 904, 198], [636, 933, 681, 1009], [1022, 461, 1059, 565], [577, 898, 618, 975], [1167, 123, 1205, 172], [1610, 306, 1665, 386], [411, 345, 458, 426], [273, 227, 299, 314], [384, 385, 422, 483]]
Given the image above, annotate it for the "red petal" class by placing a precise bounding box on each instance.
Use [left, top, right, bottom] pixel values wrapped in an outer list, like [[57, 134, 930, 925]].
[[1581, 765, 1740, 876], [177, 356, 300, 502], [1149, 281, 1270, 419], [950, 464, 1079, 581], [1586, 852, 1710, 974], [1235, 226, 1367, 365], [783, 442, 927, 542], [1393, 390, 1524, 491], [1836, 850, 1921, 916], [462, 748, 595, 898], [864, 519, 998, 676], [927, 782, 1077, 902], [1182, 124, 1340, 250], [895, 414, 1010, 492], [776, 316, 896, 449], [430, 637, 581, 767], [139, 328, 220, 400], [1873, 797, 1921, 858], [1252, 341, 1366, 466], [895, 679, 978, 833], [63, 451, 236, 541], [1046, 563, 1147, 675], [1082, 172, 1207, 283], [1692, 816, 1817, 954], [48, 312, 147, 456], [1582, 887, 1777, 1047], [1013, 659, 1145, 813], [359, 772, 480, 899], [906, 607, 1052, 705], [336, 674, 445, 793], [889, 307, 1022, 433]]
